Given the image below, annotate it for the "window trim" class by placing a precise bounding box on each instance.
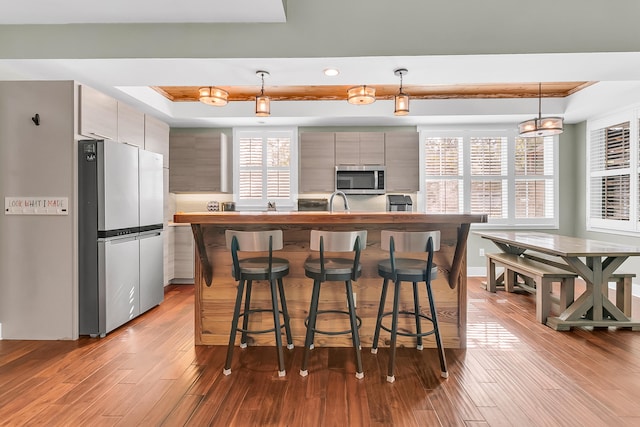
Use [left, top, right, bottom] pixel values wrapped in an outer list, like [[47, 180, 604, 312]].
[[586, 110, 639, 234], [232, 127, 299, 211], [418, 125, 559, 229]]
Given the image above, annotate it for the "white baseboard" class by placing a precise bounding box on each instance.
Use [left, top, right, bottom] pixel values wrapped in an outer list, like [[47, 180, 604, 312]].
[[468, 267, 640, 298], [0, 323, 2, 340]]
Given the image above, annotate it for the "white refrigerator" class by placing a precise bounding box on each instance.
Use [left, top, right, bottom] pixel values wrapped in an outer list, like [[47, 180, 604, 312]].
[[79, 140, 164, 337]]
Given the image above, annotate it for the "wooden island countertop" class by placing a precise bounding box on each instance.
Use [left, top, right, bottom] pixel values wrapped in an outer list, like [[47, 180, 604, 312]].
[[174, 211, 487, 348]]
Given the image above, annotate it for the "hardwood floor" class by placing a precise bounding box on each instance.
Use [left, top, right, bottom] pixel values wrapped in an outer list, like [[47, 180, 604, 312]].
[[2, 279, 640, 426]]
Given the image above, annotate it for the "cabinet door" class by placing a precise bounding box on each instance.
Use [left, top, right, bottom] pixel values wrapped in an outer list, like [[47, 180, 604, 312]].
[[173, 226, 194, 283], [335, 132, 360, 165], [300, 132, 335, 192], [117, 102, 145, 148], [169, 132, 222, 192], [359, 132, 385, 165], [144, 115, 170, 168], [79, 85, 118, 140], [384, 132, 420, 192]]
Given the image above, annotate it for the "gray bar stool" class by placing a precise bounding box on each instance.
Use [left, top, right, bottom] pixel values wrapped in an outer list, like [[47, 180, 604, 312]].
[[223, 229, 293, 377], [299, 230, 367, 379], [371, 230, 448, 383]]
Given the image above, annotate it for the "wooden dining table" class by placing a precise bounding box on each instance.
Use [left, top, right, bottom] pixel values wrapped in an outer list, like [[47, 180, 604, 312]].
[[476, 231, 640, 331]]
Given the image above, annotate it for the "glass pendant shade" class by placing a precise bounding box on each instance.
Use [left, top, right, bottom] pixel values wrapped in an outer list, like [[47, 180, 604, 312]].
[[255, 94, 270, 117], [255, 70, 271, 117], [394, 93, 409, 116], [347, 85, 376, 105], [198, 87, 228, 106], [518, 83, 564, 137]]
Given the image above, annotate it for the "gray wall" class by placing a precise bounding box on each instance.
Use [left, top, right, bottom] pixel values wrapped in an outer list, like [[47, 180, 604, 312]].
[[0, 81, 78, 339], [1, 1, 640, 59]]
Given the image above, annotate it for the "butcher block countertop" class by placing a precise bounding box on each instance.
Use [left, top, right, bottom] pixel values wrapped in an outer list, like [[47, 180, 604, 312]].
[[173, 211, 487, 225], [173, 211, 487, 348]]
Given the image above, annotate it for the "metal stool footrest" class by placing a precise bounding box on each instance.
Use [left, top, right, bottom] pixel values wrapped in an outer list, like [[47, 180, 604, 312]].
[[305, 309, 362, 336], [378, 310, 436, 338], [237, 308, 289, 335]]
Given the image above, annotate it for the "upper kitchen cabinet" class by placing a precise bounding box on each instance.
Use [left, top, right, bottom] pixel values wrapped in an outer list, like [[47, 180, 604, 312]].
[[335, 132, 385, 165], [384, 132, 420, 192], [117, 102, 145, 148], [300, 132, 336, 193], [144, 115, 170, 168], [78, 85, 118, 141], [169, 131, 229, 193]]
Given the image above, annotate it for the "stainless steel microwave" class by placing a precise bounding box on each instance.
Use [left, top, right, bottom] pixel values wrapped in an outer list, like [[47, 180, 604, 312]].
[[335, 165, 385, 195]]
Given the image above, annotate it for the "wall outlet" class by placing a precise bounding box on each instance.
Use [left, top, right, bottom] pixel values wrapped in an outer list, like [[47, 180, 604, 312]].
[[479, 248, 485, 257]]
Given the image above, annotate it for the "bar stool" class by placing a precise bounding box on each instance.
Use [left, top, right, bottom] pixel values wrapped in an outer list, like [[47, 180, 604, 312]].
[[299, 230, 367, 379], [371, 230, 448, 383], [223, 229, 293, 377]]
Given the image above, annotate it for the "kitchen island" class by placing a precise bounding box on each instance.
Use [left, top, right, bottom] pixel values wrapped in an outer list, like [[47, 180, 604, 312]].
[[173, 212, 487, 348]]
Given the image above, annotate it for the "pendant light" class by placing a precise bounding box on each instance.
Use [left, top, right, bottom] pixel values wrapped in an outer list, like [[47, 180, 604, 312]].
[[255, 70, 270, 117], [394, 68, 409, 116], [198, 86, 228, 106], [518, 83, 564, 137], [347, 85, 376, 105]]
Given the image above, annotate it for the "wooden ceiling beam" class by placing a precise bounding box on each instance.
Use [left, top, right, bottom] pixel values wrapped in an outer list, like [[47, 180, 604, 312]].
[[154, 81, 594, 103]]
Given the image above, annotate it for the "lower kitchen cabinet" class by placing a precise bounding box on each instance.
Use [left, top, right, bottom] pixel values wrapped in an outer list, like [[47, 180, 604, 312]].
[[173, 225, 194, 283]]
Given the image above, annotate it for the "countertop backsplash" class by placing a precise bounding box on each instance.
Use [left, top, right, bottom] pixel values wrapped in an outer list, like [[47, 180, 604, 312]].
[[172, 193, 417, 213]]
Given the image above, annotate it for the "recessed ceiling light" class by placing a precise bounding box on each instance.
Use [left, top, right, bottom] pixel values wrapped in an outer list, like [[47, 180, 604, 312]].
[[324, 68, 339, 77]]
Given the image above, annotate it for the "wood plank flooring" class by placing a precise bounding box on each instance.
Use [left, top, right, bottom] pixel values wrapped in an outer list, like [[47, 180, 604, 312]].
[[2, 279, 640, 426]]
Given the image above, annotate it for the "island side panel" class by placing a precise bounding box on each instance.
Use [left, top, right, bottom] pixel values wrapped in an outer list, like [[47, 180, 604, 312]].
[[192, 221, 468, 349]]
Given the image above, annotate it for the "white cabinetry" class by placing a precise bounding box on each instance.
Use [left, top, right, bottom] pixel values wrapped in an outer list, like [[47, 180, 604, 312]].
[[335, 132, 385, 165], [144, 115, 170, 168], [117, 102, 145, 148], [300, 132, 336, 193], [384, 132, 420, 192], [173, 225, 194, 283], [79, 85, 118, 140]]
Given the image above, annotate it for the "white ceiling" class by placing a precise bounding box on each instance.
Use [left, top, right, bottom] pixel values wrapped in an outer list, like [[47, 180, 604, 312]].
[[2, 1, 640, 129]]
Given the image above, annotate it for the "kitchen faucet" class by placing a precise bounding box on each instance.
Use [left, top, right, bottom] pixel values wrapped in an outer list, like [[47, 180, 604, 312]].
[[329, 190, 350, 212]]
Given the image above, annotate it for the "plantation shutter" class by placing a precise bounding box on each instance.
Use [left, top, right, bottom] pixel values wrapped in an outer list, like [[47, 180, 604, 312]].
[[469, 137, 508, 218], [514, 136, 554, 219], [424, 137, 464, 214], [238, 136, 264, 199], [589, 122, 631, 221]]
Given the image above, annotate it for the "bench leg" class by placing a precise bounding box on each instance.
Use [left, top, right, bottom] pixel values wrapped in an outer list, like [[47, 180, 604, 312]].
[[536, 277, 552, 324], [504, 269, 517, 293], [487, 257, 497, 292], [559, 277, 575, 311], [615, 277, 633, 317]]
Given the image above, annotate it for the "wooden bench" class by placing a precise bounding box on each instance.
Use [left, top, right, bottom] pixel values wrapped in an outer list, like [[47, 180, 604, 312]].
[[486, 252, 578, 324]]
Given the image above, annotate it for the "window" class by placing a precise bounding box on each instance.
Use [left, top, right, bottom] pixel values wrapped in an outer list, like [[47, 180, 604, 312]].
[[587, 112, 639, 233], [233, 128, 298, 210], [420, 127, 558, 228]]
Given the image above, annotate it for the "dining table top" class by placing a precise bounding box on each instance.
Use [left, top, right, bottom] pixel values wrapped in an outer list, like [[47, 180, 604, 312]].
[[475, 231, 640, 258]]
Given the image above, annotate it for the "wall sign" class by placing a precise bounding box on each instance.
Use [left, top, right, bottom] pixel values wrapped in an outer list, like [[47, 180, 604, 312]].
[[5, 197, 69, 215]]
